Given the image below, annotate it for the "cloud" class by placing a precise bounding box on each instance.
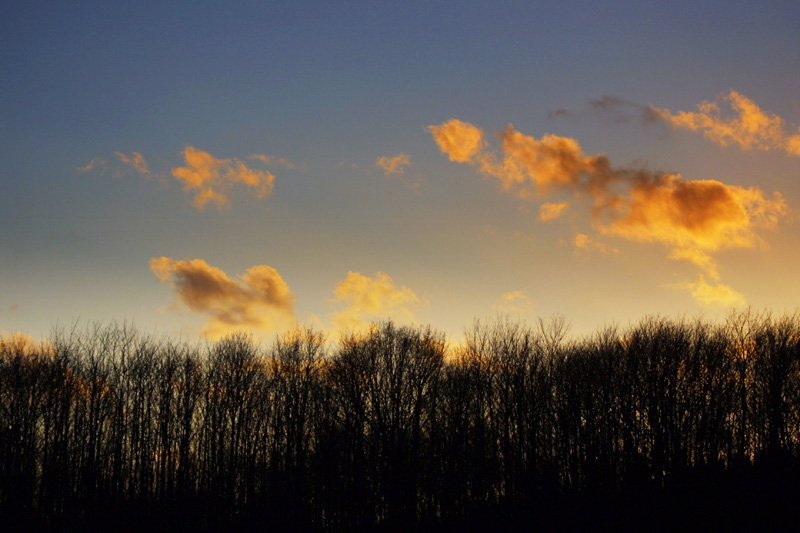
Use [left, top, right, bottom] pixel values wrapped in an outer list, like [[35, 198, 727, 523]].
[[428, 119, 487, 163], [476, 124, 616, 199], [430, 119, 788, 299], [547, 107, 571, 119], [652, 90, 800, 156], [76, 157, 107, 173], [539, 202, 569, 221], [573, 233, 617, 256], [590, 95, 660, 124], [171, 147, 276, 210], [115, 151, 150, 175], [150, 257, 295, 339], [376, 153, 412, 175], [248, 154, 297, 168], [331, 271, 420, 331], [491, 291, 535, 314], [599, 175, 787, 279], [670, 276, 747, 308]]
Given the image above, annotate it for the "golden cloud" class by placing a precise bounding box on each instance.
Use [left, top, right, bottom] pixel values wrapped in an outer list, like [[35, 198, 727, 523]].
[[171, 147, 276, 210], [430, 118, 789, 301], [491, 291, 535, 314], [485, 125, 613, 197], [539, 202, 569, 222], [376, 153, 412, 175], [653, 90, 800, 156], [115, 151, 150, 175], [573, 233, 617, 256], [670, 276, 747, 308], [150, 257, 295, 339], [331, 271, 420, 331], [600, 175, 787, 278], [430, 121, 618, 204], [428, 119, 486, 163]]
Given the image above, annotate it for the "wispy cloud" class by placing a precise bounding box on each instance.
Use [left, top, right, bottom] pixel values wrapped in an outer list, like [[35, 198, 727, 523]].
[[573, 233, 617, 256], [115, 151, 150, 175], [589, 95, 660, 124], [171, 147, 276, 210], [669, 275, 747, 308], [76, 157, 107, 173], [150, 257, 295, 339], [491, 291, 535, 314], [376, 153, 412, 175], [539, 202, 569, 222], [248, 154, 297, 168], [331, 271, 420, 332], [652, 90, 800, 156]]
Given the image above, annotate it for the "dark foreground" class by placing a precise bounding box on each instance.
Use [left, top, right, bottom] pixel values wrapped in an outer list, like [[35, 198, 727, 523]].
[[3, 312, 800, 530]]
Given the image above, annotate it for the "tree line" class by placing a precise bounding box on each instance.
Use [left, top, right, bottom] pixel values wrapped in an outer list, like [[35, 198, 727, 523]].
[[2, 311, 800, 530]]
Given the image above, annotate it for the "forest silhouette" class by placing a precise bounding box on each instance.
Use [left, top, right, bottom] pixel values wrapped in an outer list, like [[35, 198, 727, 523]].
[[3, 310, 800, 530]]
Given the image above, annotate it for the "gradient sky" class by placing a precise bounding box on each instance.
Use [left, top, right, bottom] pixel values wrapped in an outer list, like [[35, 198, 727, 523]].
[[3, 1, 800, 345]]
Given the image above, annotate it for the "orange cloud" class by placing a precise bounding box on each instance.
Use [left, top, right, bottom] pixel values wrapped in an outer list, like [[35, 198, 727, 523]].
[[76, 157, 107, 173], [653, 90, 800, 156], [150, 257, 295, 339], [539, 202, 569, 221], [115, 151, 150, 175], [429, 121, 618, 204], [428, 119, 486, 162], [600, 175, 787, 278], [376, 153, 412, 175], [670, 276, 747, 308], [430, 119, 789, 298], [171, 147, 276, 210], [482, 125, 614, 198], [331, 271, 420, 331], [491, 291, 535, 314]]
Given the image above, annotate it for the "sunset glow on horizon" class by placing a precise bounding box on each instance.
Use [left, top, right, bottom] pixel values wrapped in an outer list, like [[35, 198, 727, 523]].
[[3, 2, 799, 345]]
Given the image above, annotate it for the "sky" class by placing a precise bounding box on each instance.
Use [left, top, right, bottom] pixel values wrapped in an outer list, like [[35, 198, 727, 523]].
[[2, 1, 800, 346]]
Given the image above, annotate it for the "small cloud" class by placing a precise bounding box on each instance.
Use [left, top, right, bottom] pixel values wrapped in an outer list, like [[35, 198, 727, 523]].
[[652, 90, 800, 156], [547, 107, 571, 119], [670, 275, 747, 308], [428, 119, 486, 163], [76, 157, 107, 173], [331, 271, 420, 332], [376, 153, 412, 175], [248, 154, 297, 168], [589, 95, 659, 124], [150, 257, 295, 339], [573, 233, 617, 256], [115, 151, 150, 175], [491, 291, 535, 314], [171, 147, 276, 210], [539, 202, 569, 222]]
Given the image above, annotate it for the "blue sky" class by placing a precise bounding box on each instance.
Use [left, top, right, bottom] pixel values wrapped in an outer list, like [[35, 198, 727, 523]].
[[3, 1, 800, 344]]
